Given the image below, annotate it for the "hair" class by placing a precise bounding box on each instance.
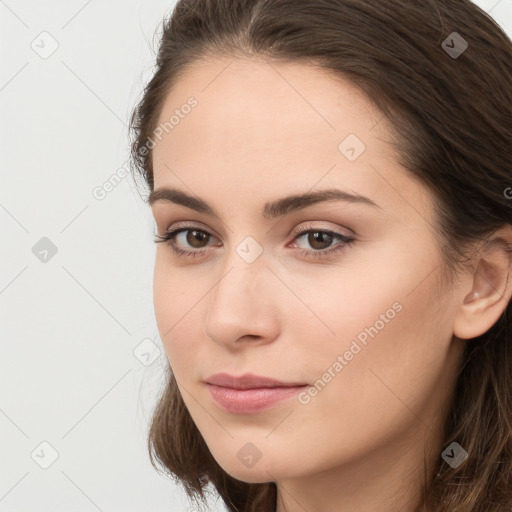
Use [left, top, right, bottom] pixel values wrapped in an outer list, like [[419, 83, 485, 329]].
[[129, 0, 512, 510]]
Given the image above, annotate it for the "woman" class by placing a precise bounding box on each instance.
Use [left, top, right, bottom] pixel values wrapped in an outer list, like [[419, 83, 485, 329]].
[[129, 0, 512, 510]]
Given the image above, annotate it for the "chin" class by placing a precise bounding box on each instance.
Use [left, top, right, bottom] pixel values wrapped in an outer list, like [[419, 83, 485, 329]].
[[211, 450, 297, 484], [225, 466, 276, 485]]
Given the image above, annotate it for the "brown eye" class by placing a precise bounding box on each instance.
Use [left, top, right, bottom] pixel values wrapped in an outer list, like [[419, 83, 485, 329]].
[[291, 227, 355, 259], [186, 229, 210, 248], [153, 226, 219, 257], [307, 231, 335, 250]]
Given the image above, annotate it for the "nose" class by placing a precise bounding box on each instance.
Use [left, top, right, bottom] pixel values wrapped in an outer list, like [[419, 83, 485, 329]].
[[204, 248, 280, 350]]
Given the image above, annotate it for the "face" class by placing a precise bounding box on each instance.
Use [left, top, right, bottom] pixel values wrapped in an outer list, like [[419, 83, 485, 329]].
[[150, 56, 466, 484]]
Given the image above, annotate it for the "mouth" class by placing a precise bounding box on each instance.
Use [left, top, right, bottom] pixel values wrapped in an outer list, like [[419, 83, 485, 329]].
[[206, 383, 308, 414], [204, 373, 309, 414]]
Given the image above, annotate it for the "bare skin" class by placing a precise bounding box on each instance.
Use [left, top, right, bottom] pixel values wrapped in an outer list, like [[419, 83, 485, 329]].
[[149, 56, 512, 512]]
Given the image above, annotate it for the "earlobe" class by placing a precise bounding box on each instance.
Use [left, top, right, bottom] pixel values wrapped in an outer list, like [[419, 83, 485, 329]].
[[453, 225, 512, 341]]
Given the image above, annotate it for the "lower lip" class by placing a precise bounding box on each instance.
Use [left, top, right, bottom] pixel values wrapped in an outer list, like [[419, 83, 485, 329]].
[[207, 384, 308, 414]]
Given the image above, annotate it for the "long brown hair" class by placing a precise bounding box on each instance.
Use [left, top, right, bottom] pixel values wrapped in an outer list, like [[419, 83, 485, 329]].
[[129, 1, 512, 510]]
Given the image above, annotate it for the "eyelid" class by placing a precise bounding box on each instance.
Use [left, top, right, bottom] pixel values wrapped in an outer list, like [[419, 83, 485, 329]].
[[162, 220, 221, 238], [291, 221, 354, 238]]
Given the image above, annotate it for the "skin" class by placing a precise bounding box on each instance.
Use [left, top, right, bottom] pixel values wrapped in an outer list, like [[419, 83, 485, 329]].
[[149, 56, 512, 512]]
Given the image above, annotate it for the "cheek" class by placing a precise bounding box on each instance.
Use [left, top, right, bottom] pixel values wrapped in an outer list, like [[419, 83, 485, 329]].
[[152, 256, 202, 366], [295, 247, 452, 409], [153, 257, 173, 343], [302, 267, 453, 440]]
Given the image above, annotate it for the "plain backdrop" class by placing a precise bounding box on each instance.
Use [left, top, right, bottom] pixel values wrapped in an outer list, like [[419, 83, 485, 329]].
[[1, 1, 511, 511]]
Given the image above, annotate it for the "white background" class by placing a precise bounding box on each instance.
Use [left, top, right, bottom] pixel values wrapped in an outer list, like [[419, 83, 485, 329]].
[[1, 1, 511, 511]]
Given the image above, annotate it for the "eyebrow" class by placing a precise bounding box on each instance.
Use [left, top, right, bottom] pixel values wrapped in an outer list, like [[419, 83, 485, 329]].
[[148, 186, 381, 219]]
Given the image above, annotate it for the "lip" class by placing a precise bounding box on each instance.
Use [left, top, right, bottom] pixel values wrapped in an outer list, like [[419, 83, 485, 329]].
[[204, 373, 308, 414], [204, 372, 307, 389]]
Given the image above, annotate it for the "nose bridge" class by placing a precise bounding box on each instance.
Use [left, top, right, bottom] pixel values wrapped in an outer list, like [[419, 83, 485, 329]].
[[204, 240, 277, 346], [209, 243, 267, 317], [213, 232, 269, 302]]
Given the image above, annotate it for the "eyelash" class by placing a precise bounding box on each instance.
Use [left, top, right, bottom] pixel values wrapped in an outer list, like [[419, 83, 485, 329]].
[[153, 223, 356, 260]]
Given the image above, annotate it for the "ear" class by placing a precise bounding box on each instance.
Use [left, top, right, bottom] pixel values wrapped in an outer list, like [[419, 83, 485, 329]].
[[453, 224, 512, 340]]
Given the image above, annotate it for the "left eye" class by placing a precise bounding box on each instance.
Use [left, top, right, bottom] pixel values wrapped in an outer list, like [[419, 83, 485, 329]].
[[292, 229, 352, 251]]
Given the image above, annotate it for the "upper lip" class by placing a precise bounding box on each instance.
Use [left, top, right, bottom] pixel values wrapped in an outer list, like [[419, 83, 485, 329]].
[[204, 372, 307, 389]]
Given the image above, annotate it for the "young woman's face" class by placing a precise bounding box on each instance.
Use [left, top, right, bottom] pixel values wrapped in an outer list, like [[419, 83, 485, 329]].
[[150, 57, 467, 485]]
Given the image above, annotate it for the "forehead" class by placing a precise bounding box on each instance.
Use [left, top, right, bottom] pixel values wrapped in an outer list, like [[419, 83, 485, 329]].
[[155, 56, 385, 147], [151, 57, 431, 221]]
